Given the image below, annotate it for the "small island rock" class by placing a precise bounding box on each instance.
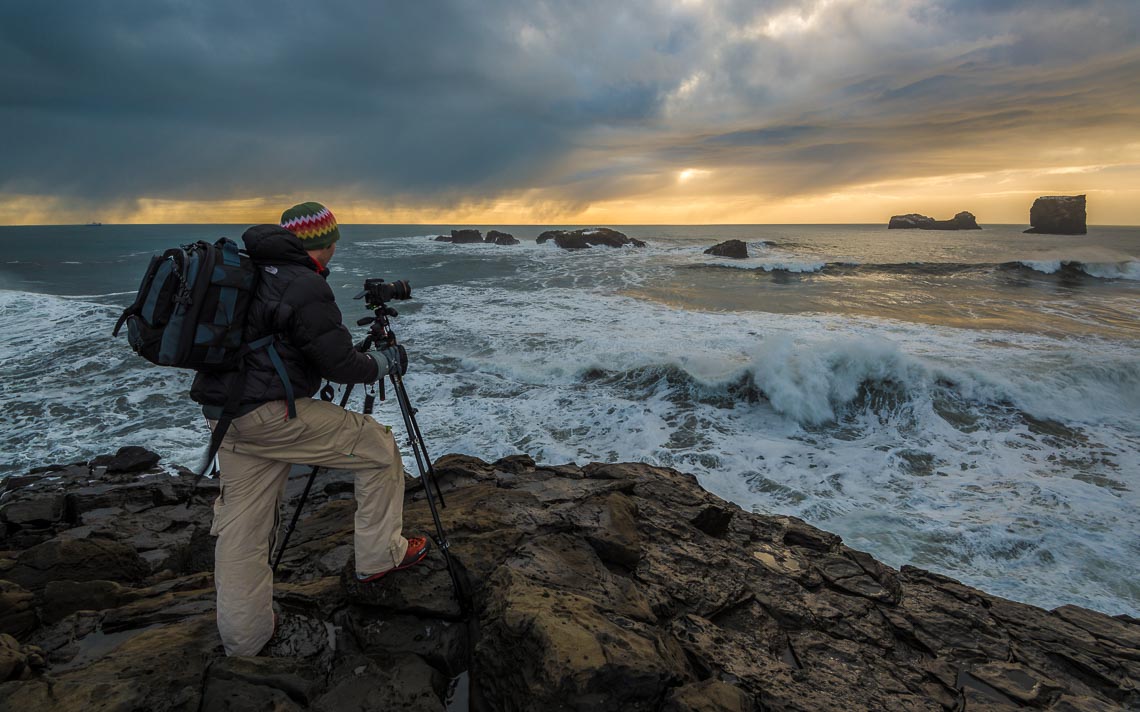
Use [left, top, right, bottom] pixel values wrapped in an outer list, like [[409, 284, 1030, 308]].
[[434, 229, 484, 244], [1024, 195, 1087, 235], [888, 211, 981, 230], [704, 239, 749, 258], [536, 227, 646, 249], [485, 230, 519, 246]]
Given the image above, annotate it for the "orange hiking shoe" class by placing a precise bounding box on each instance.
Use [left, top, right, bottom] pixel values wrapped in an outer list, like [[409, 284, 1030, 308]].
[[354, 536, 431, 582]]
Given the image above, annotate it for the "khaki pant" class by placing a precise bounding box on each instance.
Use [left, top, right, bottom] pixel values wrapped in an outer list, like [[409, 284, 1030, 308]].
[[209, 398, 408, 656]]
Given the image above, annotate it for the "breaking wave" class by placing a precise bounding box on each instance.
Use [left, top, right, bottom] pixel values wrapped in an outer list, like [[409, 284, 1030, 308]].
[[694, 259, 1140, 281]]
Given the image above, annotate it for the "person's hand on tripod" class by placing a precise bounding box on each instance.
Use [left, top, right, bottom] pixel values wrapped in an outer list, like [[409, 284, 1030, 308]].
[[373, 343, 408, 377]]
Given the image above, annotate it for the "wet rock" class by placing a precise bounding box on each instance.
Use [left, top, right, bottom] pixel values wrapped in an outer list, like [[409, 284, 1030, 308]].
[[780, 515, 842, 552], [341, 555, 463, 620], [0, 581, 37, 638], [0, 493, 65, 531], [1025, 195, 1087, 235], [1049, 694, 1123, 711], [344, 609, 469, 676], [201, 675, 305, 711], [0, 615, 218, 711], [7, 538, 149, 591], [0, 633, 45, 681], [478, 572, 687, 710], [202, 656, 319, 710], [485, 230, 519, 245], [311, 653, 445, 711], [704, 239, 749, 258], [562, 492, 643, 568], [41, 580, 133, 624], [537, 227, 647, 249], [967, 661, 1064, 706], [88, 446, 161, 474], [662, 679, 754, 711], [435, 229, 483, 243], [691, 504, 734, 537], [1, 451, 1137, 710]]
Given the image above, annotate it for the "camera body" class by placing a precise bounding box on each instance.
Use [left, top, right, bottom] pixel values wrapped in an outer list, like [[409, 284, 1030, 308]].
[[359, 278, 411, 307]]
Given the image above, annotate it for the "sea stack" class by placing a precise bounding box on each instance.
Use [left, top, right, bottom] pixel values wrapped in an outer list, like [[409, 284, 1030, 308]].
[[536, 228, 646, 249], [435, 229, 484, 243], [485, 230, 520, 245], [1024, 195, 1087, 235], [704, 239, 749, 258]]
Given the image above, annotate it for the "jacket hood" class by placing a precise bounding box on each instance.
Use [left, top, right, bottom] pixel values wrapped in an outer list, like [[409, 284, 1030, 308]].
[[242, 224, 322, 271]]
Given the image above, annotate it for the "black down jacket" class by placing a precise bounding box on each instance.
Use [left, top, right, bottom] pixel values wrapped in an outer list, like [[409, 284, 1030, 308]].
[[190, 224, 379, 412]]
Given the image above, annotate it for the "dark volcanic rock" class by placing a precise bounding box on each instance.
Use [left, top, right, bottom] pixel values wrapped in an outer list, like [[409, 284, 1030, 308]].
[[485, 230, 519, 246], [704, 239, 749, 258], [1025, 195, 1087, 234], [0, 451, 1136, 711], [889, 211, 981, 230], [537, 227, 646, 249], [931, 211, 981, 230], [88, 446, 160, 474], [435, 229, 484, 243], [0, 582, 37, 638], [889, 213, 935, 229], [7, 538, 149, 591]]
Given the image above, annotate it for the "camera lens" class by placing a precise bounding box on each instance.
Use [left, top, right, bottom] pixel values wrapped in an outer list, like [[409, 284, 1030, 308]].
[[385, 280, 411, 301]]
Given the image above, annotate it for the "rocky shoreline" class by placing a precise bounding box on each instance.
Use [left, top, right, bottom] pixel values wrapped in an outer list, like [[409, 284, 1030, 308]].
[[1, 448, 1137, 710]]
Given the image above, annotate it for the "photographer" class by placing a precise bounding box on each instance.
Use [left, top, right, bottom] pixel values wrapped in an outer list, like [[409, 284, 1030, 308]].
[[190, 201, 429, 657]]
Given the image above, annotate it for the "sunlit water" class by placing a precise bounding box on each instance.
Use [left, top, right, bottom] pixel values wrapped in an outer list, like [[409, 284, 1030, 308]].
[[1, 223, 1137, 615]]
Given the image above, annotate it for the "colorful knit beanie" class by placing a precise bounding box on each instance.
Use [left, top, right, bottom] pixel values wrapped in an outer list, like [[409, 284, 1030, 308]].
[[281, 201, 341, 249]]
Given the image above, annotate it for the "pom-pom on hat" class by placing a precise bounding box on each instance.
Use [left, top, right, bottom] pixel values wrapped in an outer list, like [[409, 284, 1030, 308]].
[[281, 201, 341, 249]]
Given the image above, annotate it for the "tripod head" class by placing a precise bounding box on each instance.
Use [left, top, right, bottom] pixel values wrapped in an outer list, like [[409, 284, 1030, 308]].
[[354, 278, 412, 346], [355, 278, 411, 312]]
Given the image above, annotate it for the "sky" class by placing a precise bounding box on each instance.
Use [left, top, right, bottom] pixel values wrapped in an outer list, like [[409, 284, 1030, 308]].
[[1, 0, 1138, 225]]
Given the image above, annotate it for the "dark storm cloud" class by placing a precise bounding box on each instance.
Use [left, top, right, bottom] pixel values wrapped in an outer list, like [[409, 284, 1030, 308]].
[[0, 0, 678, 202], [1, 0, 1138, 213]]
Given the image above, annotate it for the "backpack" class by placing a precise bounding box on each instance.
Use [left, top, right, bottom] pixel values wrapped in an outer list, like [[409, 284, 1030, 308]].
[[113, 238, 257, 369], [112, 237, 296, 496]]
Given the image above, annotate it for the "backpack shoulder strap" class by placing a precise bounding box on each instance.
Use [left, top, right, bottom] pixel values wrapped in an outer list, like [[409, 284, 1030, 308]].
[[247, 335, 297, 420], [185, 365, 249, 506], [112, 254, 162, 336]]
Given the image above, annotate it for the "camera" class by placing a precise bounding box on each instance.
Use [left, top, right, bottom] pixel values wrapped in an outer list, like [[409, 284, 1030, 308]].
[[356, 278, 411, 306]]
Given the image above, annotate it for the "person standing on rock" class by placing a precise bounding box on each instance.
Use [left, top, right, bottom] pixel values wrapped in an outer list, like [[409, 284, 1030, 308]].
[[190, 201, 430, 656]]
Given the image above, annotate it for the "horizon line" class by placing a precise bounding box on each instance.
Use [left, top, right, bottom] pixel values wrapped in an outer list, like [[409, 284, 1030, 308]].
[[2, 221, 1137, 228]]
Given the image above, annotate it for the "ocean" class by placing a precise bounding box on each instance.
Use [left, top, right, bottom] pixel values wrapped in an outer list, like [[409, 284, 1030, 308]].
[[1, 223, 1137, 616]]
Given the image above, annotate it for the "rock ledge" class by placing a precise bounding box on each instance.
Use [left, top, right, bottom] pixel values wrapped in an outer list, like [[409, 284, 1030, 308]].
[[0, 451, 1136, 710]]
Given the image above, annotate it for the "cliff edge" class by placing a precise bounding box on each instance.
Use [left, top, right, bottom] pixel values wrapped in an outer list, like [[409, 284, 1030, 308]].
[[0, 449, 1136, 710]]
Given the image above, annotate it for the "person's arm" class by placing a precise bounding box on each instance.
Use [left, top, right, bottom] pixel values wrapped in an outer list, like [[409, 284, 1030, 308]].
[[287, 278, 380, 384]]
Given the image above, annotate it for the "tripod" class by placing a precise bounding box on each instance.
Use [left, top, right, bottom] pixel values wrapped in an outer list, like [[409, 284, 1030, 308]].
[[270, 292, 467, 615]]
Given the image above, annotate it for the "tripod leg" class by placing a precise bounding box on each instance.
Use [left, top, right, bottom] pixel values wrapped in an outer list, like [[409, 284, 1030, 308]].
[[393, 373, 447, 508], [389, 372, 470, 615], [271, 465, 318, 573]]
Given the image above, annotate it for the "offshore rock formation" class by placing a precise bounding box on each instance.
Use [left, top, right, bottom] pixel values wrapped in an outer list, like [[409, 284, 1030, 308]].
[[433, 229, 518, 245], [537, 228, 647, 249], [1025, 196, 1087, 235], [704, 239, 750, 258], [484, 230, 519, 246], [434, 229, 484, 244], [0, 449, 1137, 710], [889, 212, 981, 230]]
